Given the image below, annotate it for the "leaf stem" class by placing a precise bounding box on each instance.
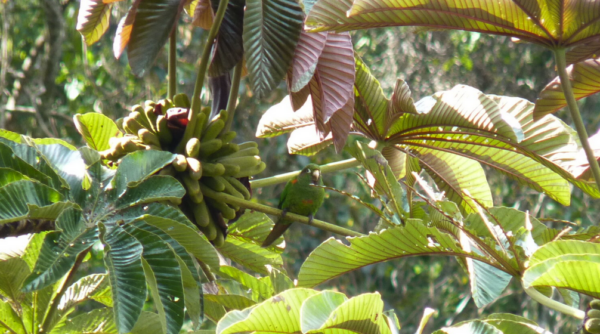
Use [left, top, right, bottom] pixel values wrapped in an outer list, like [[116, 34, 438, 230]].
[[40, 248, 91, 333], [224, 61, 243, 132], [208, 191, 365, 238], [553, 48, 600, 191], [177, 0, 230, 152], [168, 29, 177, 100], [250, 158, 361, 189], [524, 286, 584, 320]]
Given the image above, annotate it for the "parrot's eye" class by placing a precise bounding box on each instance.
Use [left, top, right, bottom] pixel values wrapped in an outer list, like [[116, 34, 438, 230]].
[[306, 168, 311, 173]]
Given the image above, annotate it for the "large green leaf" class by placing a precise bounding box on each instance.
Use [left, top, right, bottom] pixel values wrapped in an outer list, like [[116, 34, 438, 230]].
[[523, 240, 600, 298], [50, 307, 118, 334], [116, 175, 185, 209], [298, 220, 503, 287], [353, 56, 389, 140], [22, 208, 97, 292], [76, 0, 112, 45], [100, 224, 146, 334], [243, 0, 304, 98], [74, 113, 122, 151], [205, 294, 257, 311], [306, 0, 600, 51], [127, 0, 184, 76], [0, 142, 53, 186], [287, 125, 333, 156], [0, 257, 30, 300], [216, 289, 318, 334], [127, 225, 185, 334], [433, 314, 550, 334], [0, 299, 26, 334], [300, 291, 347, 333], [0, 180, 70, 224], [219, 265, 272, 300], [418, 149, 493, 214], [112, 150, 176, 197]]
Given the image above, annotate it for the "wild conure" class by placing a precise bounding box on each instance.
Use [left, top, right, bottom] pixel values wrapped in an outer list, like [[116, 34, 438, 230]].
[[261, 163, 325, 247]]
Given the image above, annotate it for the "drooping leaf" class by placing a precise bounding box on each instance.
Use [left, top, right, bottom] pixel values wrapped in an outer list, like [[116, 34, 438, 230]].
[[208, 0, 245, 77], [114, 2, 139, 59], [100, 224, 146, 333], [216, 289, 319, 334], [313, 32, 355, 123], [116, 175, 185, 209], [243, 0, 304, 98], [256, 95, 314, 138], [468, 260, 513, 308], [353, 56, 389, 139], [298, 220, 502, 287], [523, 240, 600, 298], [0, 180, 69, 224], [22, 208, 97, 292], [390, 78, 419, 116], [329, 96, 354, 152], [569, 129, 600, 181], [289, 31, 328, 93], [74, 113, 122, 151], [112, 150, 176, 197], [127, 0, 185, 76], [76, 0, 112, 45]]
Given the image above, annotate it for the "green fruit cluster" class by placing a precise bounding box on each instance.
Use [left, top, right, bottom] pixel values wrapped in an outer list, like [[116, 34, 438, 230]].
[[585, 300, 600, 333], [101, 93, 265, 247]]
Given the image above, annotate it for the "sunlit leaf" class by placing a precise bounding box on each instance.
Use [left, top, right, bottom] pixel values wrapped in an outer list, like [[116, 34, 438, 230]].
[[287, 125, 333, 156], [112, 150, 176, 197], [74, 113, 122, 151], [219, 265, 272, 300], [0, 257, 30, 300], [523, 240, 600, 298], [114, 3, 138, 59], [0, 180, 69, 224], [256, 95, 314, 138], [298, 220, 502, 287], [187, 0, 213, 29], [116, 175, 185, 209], [76, 0, 112, 45], [0, 299, 26, 334]]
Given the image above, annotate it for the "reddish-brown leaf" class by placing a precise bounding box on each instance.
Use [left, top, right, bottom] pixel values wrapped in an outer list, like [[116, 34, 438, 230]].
[[289, 31, 328, 93], [113, 1, 140, 59]]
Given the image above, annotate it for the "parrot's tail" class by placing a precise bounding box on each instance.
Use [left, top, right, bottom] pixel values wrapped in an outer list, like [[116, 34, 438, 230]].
[[261, 222, 292, 248]]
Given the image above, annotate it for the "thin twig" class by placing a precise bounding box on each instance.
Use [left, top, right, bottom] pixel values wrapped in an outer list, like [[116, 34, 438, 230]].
[[224, 60, 243, 132]]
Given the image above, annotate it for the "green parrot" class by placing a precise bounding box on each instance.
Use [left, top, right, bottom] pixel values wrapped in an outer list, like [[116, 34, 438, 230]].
[[261, 163, 325, 248]]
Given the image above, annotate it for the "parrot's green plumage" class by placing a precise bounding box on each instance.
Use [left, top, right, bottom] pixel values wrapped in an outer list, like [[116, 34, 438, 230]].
[[262, 163, 325, 247]]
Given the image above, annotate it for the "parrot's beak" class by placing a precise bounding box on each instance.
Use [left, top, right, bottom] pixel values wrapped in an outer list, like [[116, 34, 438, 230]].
[[311, 169, 321, 185]]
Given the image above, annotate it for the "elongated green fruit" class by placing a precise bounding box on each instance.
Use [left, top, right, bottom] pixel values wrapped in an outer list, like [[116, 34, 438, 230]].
[[173, 154, 188, 172], [182, 174, 201, 195], [209, 143, 240, 159], [585, 318, 600, 333], [131, 111, 153, 131], [198, 139, 223, 158], [173, 93, 190, 108], [155, 115, 173, 144], [205, 197, 236, 220], [190, 200, 211, 227], [123, 117, 143, 135], [219, 176, 244, 199], [120, 137, 144, 153], [201, 162, 225, 177], [212, 229, 225, 247], [189, 190, 204, 204], [198, 220, 217, 240], [589, 310, 600, 319], [591, 300, 600, 310], [158, 98, 174, 110], [237, 141, 258, 150], [222, 163, 240, 176], [217, 155, 261, 169], [131, 104, 145, 113], [109, 136, 122, 149], [219, 131, 237, 143], [138, 128, 161, 147], [224, 176, 251, 200], [159, 166, 176, 176], [187, 157, 202, 180], [186, 138, 201, 157], [144, 100, 156, 108], [144, 106, 158, 132], [233, 161, 266, 178], [201, 119, 225, 141], [216, 146, 258, 160], [202, 177, 225, 192], [218, 109, 228, 122], [192, 113, 207, 140]]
